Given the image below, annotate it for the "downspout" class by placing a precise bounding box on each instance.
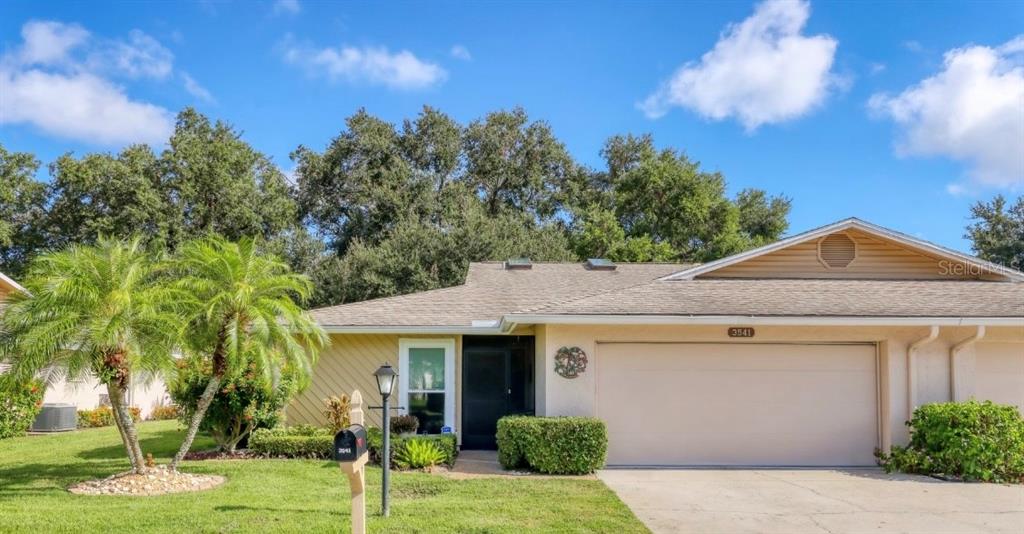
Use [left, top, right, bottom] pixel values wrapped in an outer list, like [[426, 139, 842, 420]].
[[907, 326, 939, 418], [950, 326, 985, 402]]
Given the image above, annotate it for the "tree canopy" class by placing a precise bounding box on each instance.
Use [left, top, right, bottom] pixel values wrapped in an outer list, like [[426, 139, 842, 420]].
[[0, 105, 793, 307], [966, 195, 1024, 271]]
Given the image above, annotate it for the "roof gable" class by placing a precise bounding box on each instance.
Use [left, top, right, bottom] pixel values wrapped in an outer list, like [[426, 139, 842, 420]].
[[661, 218, 1024, 282]]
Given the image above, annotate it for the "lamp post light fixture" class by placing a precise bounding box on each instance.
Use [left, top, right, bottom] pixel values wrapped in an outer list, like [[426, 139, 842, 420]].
[[373, 363, 397, 518]]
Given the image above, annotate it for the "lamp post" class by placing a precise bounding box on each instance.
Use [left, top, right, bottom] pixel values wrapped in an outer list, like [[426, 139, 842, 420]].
[[373, 363, 397, 518]]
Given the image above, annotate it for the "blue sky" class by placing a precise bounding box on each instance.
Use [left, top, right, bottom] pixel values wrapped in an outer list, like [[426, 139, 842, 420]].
[[2, 0, 1022, 251]]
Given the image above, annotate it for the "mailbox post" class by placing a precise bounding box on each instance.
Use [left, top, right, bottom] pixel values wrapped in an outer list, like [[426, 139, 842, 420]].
[[336, 390, 369, 534]]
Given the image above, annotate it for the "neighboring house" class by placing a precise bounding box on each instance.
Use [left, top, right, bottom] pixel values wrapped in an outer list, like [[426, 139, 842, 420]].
[[0, 271, 170, 419], [291, 217, 1024, 467]]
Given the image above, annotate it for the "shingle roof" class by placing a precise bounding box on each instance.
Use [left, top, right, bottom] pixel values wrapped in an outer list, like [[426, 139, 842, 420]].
[[515, 279, 1024, 318], [309, 262, 690, 327]]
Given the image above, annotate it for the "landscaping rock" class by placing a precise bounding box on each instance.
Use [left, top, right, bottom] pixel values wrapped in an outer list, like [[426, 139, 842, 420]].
[[68, 465, 225, 496]]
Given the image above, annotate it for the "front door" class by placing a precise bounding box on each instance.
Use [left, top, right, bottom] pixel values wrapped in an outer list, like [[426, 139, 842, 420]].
[[462, 336, 534, 449]]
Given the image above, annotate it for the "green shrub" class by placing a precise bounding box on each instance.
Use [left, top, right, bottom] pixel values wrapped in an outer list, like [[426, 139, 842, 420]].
[[877, 400, 1024, 483], [367, 427, 458, 468], [77, 406, 141, 428], [170, 355, 300, 452], [0, 378, 44, 439], [394, 438, 446, 470], [250, 425, 333, 458], [390, 414, 419, 435], [497, 416, 607, 475], [148, 404, 179, 421]]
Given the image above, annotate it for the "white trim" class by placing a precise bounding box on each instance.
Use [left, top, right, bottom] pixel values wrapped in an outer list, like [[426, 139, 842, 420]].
[[398, 338, 456, 434], [324, 325, 505, 335], [660, 218, 1024, 282], [0, 271, 27, 294], [502, 314, 1024, 327]]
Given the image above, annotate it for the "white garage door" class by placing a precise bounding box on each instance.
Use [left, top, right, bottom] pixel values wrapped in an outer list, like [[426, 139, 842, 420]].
[[597, 342, 878, 466], [975, 343, 1024, 414]]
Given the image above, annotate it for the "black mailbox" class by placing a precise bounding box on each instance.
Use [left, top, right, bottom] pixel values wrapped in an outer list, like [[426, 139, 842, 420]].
[[333, 424, 368, 462]]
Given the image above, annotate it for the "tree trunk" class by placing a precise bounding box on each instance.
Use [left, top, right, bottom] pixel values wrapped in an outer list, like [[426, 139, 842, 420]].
[[107, 387, 137, 472], [170, 375, 220, 470], [108, 383, 147, 474]]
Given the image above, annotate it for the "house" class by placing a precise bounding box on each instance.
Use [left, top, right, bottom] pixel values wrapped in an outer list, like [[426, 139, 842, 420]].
[[0, 271, 170, 419], [289, 218, 1024, 467]]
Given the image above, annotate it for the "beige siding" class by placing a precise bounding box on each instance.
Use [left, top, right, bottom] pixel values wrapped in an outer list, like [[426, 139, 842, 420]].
[[708, 229, 990, 280], [286, 334, 462, 430]]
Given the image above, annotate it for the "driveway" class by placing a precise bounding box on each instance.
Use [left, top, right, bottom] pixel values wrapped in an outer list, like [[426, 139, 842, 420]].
[[598, 468, 1024, 534]]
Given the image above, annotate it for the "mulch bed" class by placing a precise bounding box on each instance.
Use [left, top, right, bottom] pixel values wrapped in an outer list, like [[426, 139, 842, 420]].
[[183, 449, 258, 461]]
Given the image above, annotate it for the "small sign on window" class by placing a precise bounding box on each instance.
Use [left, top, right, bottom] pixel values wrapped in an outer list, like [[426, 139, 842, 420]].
[[728, 327, 755, 338]]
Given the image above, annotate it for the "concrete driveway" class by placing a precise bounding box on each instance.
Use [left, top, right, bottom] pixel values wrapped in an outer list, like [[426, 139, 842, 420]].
[[598, 468, 1024, 534]]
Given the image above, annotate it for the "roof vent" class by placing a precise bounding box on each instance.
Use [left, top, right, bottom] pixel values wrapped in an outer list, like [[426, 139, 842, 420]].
[[585, 258, 617, 271], [818, 233, 856, 268], [505, 258, 532, 270]]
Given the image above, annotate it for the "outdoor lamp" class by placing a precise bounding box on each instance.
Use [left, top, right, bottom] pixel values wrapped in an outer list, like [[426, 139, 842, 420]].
[[373, 362, 397, 517], [374, 363, 397, 400]]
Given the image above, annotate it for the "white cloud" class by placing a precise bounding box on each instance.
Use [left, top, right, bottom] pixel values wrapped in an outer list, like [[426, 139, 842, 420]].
[[181, 72, 215, 103], [0, 21, 175, 146], [869, 62, 886, 75], [450, 45, 471, 61], [282, 40, 446, 89], [869, 36, 1024, 190], [638, 0, 839, 130], [273, 0, 301, 15], [1, 69, 173, 145], [17, 20, 89, 65], [91, 29, 174, 79]]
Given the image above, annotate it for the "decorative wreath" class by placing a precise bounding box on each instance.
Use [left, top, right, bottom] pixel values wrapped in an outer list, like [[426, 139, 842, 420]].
[[554, 346, 588, 379]]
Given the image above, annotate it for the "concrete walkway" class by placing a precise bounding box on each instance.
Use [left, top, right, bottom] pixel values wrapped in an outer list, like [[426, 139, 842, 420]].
[[598, 468, 1024, 534]]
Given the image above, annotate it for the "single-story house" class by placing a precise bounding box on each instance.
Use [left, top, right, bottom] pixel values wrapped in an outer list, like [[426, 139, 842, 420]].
[[0, 271, 170, 420], [288, 217, 1024, 467]]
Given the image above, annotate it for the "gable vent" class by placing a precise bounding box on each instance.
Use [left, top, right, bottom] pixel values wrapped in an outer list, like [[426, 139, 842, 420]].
[[819, 233, 857, 268]]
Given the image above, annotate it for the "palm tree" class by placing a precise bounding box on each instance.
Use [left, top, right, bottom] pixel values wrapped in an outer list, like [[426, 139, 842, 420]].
[[0, 238, 183, 474], [169, 236, 327, 469]]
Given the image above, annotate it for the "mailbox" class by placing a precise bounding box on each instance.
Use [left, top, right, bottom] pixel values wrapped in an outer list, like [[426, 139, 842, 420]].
[[334, 424, 368, 462]]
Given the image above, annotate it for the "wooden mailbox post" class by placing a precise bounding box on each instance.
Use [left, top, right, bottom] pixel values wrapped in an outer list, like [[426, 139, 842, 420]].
[[336, 390, 369, 534]]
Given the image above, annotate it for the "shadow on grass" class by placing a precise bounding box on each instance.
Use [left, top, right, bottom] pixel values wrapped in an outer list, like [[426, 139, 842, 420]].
[[214, 504, 344, 517], [0, 460, 126, 492], [76, 428, 187, 460]]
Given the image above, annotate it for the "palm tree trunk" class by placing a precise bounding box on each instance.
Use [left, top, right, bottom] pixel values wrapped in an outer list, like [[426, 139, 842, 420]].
[[108, 383, 147, 474], [170, 375, 220, 470], [107, 390, 137, 472]]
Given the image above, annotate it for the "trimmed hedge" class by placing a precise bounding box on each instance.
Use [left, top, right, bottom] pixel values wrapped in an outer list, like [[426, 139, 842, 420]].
[[77, 406, 141, 428], [0, 379, 44, 439], [367, 427, 458, 468], [249, 425, 333, 458], [497, 416, 607, 475], [877, 400, 1024, 483], [248, 425, 459, 467]]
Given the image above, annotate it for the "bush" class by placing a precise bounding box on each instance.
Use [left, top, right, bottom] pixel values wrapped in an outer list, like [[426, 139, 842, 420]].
[[323, 395, 351, 433], [497, 416, 607, 475], [390, 414, 419, 435], [250, 425, 333, 458], [149, 404, 179, 421], [0, 378, 44, 439], [170, 355, 300, 452], [77, 406, 141, 428], [877, 401, 1024, 483], [394, 439, 446, 470], [367, 427, 458, 468]]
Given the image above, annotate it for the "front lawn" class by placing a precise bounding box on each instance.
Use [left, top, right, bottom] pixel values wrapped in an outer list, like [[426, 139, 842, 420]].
[[0, 421, 645, 533]]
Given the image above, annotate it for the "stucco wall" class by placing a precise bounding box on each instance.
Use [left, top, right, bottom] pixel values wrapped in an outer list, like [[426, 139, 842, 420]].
[[537, 324, 1024, 449]]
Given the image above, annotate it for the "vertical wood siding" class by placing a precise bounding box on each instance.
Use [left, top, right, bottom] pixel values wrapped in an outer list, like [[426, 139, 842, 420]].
[[707, 229, 991, 280]]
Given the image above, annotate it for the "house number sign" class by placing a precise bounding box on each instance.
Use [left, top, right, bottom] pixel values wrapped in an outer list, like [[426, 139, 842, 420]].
[[728, 327, 755, 338]]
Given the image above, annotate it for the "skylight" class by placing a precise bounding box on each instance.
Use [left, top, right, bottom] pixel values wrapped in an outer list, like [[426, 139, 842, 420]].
[[585, 258, 617, 270]]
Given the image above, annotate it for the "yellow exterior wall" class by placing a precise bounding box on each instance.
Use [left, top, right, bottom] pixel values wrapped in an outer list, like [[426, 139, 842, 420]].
[[537, 324, 1024, 449], [287, 334, 462, 431], [708, 229, 991, 280]]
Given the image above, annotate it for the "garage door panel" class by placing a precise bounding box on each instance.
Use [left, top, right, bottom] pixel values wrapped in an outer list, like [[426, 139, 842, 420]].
[[975, 343, 1024, 413], [597, 343, 877, 466]]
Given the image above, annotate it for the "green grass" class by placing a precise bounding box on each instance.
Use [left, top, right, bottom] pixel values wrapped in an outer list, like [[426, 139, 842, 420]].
[[0, 421, 646, 533]]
